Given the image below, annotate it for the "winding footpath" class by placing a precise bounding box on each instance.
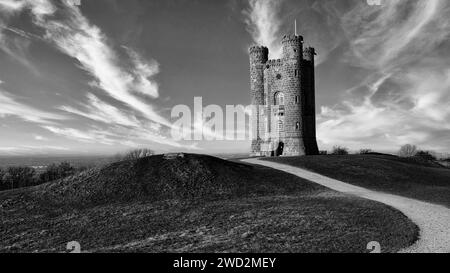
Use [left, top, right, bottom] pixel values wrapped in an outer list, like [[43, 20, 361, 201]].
[[242, 158, 450, 253]]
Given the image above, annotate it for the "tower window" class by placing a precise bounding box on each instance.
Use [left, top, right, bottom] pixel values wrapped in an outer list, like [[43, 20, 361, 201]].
[[274, 92, 285, 105], [296, 122, 300, 130], [295, 95, 300, 104], [295, 69, 299, 77], [278, 120, 284, 131]]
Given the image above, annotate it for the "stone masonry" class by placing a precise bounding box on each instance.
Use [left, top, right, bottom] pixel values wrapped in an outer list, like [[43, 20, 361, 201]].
[[249, 34, 319, 156]]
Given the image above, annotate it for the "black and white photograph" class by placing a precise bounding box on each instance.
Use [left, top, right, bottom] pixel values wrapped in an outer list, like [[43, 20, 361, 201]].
[[0, 0, 449, 263]]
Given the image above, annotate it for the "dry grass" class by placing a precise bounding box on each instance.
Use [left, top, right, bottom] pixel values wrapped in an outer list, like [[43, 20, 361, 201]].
[[264, 154, 450, 207], [0, 154, 418, 253]]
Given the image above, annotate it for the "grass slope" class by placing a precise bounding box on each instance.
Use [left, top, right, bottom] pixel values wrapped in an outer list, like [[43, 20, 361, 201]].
[[0, 154, 418, 253], [264, 154, 450, 207]]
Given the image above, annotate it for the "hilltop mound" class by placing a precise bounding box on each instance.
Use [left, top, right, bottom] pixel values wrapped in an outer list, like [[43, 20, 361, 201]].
[[33, 154, 318, 207], [0, 154, 419, 253]]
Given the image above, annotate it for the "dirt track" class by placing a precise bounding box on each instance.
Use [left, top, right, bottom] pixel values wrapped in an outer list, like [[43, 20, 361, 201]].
[[242, 158, 450, 253]]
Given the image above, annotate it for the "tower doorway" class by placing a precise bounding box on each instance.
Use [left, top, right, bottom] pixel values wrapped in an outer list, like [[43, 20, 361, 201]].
[[276, 142, 284, 156]]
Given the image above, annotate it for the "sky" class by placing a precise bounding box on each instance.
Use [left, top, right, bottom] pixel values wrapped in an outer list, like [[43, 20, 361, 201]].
[[0, 0, 449, 156]]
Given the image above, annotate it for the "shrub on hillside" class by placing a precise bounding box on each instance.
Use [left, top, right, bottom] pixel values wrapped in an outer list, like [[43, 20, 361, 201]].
[[414, 151, 437, 162], [441, 158, 450, 168], [3, 166, 36, 190], [360, 149, 373, 155], [39, 162, 77, 184], [0, 162, 89, 192], [319, 150, 328, 155], [0, 168, 5, 191], [398, 144, 417, 157], [121, 149, 155, 161], [331, 146, 349, 155]]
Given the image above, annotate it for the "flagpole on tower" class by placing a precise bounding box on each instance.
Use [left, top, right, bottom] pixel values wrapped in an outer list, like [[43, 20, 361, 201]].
[[295, 19, 297, 36]]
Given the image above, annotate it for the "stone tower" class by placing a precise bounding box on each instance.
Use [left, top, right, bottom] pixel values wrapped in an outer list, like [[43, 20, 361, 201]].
[[249, 34, 319, 157], [249, 46, 269, 154]]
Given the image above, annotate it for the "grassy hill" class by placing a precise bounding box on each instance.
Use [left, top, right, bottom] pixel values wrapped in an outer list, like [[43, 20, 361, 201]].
[[265, 154, 450, 208], [0, 154, 418, 253]]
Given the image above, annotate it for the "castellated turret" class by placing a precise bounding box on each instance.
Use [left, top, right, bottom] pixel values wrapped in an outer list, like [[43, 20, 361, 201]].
[[249, 46, 269, 154], [249, 35, 319, 157]]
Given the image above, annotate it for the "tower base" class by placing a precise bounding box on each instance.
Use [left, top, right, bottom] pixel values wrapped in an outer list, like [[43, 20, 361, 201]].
[[250, 137, 319, 157]]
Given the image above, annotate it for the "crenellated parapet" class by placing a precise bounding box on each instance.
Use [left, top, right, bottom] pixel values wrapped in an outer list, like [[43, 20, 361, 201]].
[[249, 45, 269, 54], [282, 34, 303, 45], [249, 45, 269, 64], [303, 47, 316, 62]]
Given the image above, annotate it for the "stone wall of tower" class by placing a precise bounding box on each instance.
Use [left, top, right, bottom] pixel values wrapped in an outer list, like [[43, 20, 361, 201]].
[[249, 46, 268, 156], [248, 35, 319, 156], [280, 35, 304, 156], [301, 47, 319, 155], [264, 59, 284, 142]]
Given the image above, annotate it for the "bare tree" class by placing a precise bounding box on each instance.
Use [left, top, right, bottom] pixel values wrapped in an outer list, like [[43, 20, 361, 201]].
[[39, 162, 76, 183], [331, 146, 349, 155], [415, 151, 437, 161], [0, 168, 5, 191], [3, 166, 36, 190], [398, 144, 417, 157], [122, 149, 155, 161]]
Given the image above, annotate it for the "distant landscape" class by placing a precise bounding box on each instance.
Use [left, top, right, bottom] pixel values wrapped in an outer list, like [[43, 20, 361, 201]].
[[0, 155, 111, 169], [0, 153, 249, 168]]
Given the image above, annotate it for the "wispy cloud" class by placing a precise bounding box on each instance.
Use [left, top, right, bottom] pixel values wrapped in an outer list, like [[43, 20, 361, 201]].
[[0, 0, 171, 125], [342, 0, 449, 69], [122, 46, 160, 98], [56, 92, 198, 149], [0, 89, 66, 124], [0, 0, 197, 152], [42, 126, 118, 146], [0, 0, 27, 13], [0, 145, 70, 156], [0, 26, 40, 74], [243, 0, 284, 58], [242, 0, 345, 64], [42, 124, 199, 150], [317, 0, 450, 152], [33, 134, 48, 141], [36, 2, 169, 124], [59, 93, 141, 128]]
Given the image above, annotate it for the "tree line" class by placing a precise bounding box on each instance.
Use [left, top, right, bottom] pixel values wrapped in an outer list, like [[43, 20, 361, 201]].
[[320, 144, 449, 163], [0, 149, 156, 192], [0, 162, 86, 192]]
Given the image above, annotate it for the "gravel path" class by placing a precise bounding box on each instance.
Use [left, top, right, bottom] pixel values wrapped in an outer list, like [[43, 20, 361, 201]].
[[242, 158, 450, 253]]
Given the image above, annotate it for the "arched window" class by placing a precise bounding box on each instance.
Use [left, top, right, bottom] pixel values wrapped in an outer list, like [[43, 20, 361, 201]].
[[278, 120, 284, 131], [274, 92, 285, 105]]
